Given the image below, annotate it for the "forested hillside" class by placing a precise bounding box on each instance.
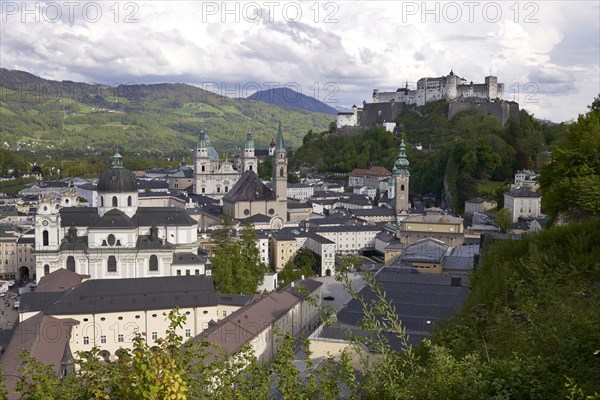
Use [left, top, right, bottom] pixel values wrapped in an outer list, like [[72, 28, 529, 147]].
[[293, 100, 568, 213], [0, 69, 334, 155]]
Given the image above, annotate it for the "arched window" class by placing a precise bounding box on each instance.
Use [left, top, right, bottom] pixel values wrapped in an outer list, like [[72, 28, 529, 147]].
[[217, 187, 221, 193], [149, 255, 158, 271], [127, 196, 132, 206], [107, 256, 117, 272], [280, 167, 284, 177], [400, 184, 405, 191], [66, 256, 75, 272], [44, 264, 50, 275], [43, 230, 49, 246], [112, 196, 118, 207], [100, 196, 104, 207], [249, 166, 253, 171], [201, 165, 205, 172], [225, 186, 228, 192]]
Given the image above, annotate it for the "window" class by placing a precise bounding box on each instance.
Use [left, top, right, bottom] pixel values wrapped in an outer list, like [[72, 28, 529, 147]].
[[118, 334, 124, 343], [107, 234, 116, 246], [112, 196, 118, 207], [280, 167, 284, 177], [43, 230, 49, 246], [186, 270, 190, 275], [195, 270, 199, 275], [66, 256, 75, 272], [100, 335, 106, 344], [217, 187, 221, 193], [222, 310, 227, 317], [127, 196, 132, 206], [400, 184, 405, 191], [177, 270, 181, 276], [185, 329, 191, 338], [149, 255, 158, 271], [100, 196, 104, 207], [107, 256, 117, 272], [83, 336, 89, 345], [44, 264, 50, 275], [225, 186, 228, 192], [201, 188, 205, 194], [201, 165, 205, 172], [151, 332, 158, 340]]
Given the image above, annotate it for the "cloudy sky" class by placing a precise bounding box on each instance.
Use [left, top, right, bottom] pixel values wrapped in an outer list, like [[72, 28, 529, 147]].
[[1, 1, 598, 122]]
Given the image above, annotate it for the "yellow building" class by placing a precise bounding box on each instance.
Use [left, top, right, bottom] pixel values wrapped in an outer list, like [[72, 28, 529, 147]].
[[397, 209, 464, 246]]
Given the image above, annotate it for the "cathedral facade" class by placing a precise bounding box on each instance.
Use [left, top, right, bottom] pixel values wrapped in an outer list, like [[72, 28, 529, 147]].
[[192, 131, 257, 199], [35, 153, 208, 280]]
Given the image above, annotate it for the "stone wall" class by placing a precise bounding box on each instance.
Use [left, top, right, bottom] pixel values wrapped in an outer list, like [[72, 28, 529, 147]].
[[448, 100, 519, 126]]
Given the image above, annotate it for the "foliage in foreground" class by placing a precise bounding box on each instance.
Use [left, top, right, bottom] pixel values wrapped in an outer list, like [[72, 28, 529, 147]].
[[4, 221, 600, 399]]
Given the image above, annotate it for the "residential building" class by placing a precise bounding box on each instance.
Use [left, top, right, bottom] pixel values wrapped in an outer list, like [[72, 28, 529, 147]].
[[504, 188, 542, 222], [397, 209, 464, 246], [194, 279, 322, 365]]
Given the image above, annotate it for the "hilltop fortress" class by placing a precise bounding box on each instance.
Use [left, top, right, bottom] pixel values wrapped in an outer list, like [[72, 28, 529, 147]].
[[337, 71, 519, 130]]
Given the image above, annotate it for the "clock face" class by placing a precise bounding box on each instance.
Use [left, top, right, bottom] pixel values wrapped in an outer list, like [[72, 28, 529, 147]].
[[42, 220, 49, 226]]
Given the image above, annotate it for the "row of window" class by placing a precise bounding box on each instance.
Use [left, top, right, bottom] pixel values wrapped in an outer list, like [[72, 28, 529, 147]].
[[99, 195, 133, 208], [45, 254, 161, 275], [82, 330, 192, 345]]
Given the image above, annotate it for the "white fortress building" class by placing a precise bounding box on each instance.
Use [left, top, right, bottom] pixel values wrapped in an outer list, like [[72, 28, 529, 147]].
[[337, 71, 512, 129], [372, 71, 504, 106]]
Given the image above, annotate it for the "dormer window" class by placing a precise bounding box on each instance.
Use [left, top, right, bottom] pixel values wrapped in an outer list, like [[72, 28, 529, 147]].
[[107, 234, 116, 246]]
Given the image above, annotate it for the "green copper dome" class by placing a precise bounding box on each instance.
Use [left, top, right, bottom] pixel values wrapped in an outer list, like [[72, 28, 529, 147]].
[[244, 132, 255, 149]]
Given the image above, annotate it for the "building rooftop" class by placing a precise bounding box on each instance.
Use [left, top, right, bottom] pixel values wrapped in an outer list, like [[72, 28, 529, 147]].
[[222, 170, 275, 203], [20, 275, 217, 315], [319, 268, 468, 352], [505, 188, 541, 198]]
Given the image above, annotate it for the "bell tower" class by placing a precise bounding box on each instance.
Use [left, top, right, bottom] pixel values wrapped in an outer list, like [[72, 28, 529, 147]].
[[393, 139, 410, 215], [241, 132, 258, 172], [272, 122, 288, 218]]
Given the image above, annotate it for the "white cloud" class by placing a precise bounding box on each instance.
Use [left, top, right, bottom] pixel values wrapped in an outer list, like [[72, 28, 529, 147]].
[[0, 0, 598, 122]]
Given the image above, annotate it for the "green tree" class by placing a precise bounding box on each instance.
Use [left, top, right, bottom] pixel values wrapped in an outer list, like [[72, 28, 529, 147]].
[[540, 95, 600, 219], [494, 207, 513, 232], [211, 223, 269, 294]]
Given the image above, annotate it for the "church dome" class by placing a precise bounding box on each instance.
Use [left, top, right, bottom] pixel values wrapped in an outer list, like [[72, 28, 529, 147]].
[[207, 147, 219, 161], [97, 153, 138, 193]]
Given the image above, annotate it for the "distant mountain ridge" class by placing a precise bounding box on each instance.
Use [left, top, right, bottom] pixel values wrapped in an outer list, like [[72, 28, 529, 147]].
[[0, 69, 334, 153], [247, 87, 338, 115]]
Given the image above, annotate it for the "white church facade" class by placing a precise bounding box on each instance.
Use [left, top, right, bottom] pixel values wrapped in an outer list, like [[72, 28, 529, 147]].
[[35, 153, 209, 280], [192, 131, 257, 199]]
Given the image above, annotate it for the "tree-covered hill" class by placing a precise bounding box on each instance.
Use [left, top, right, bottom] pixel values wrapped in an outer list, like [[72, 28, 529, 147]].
[[0, 69, 334, 154], [293, 100, 569, 213]]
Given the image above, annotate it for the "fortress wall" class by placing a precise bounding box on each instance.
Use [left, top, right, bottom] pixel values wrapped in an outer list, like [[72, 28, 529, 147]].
[[448, 101, 519, 126]]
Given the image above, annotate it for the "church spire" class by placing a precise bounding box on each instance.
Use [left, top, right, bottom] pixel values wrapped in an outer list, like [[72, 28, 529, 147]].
[[275, 122, 286, 152], [392, 139, 410, 176]]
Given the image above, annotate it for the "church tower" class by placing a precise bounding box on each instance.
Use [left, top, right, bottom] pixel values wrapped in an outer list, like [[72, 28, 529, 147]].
[[241, 132, 258, 172], [193, 131, 211, 194], [393, 139, 410, 215], [272, 122, 288, 217]]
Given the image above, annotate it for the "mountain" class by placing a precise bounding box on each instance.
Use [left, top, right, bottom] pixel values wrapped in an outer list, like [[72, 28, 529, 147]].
[[247, 87, 338, 115], [0, 69, 335, 154]]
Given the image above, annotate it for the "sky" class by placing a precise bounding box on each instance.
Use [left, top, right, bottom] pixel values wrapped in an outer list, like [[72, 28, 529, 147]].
[[1, 0, 599, 122]]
